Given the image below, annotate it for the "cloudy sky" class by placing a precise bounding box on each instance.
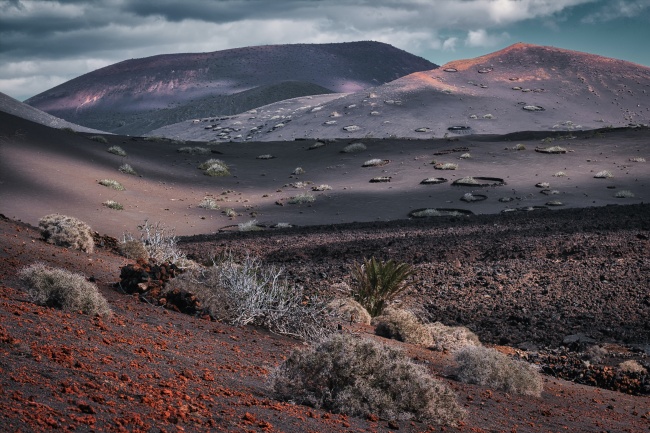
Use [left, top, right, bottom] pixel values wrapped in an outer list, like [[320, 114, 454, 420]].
[[2, 0, 650, 101]]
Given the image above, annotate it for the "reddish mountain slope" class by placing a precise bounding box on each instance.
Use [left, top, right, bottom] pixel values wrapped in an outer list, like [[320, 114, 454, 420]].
[[155, 43, 650, 142], [25, 42, 436, 135]]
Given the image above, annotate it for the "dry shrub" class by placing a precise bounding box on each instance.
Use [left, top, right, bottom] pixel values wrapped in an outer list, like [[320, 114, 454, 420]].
[[18, 263, 110, 316], [269, 334, 465, 424], [326, 298, 371, 325], [164, 254, 330, 341], [123, 220, 187, 266], [454, 346, 543, 397], [373, 308, 432, 346], [427, 322, 481, 352], [618, 360, 647, 374], [118, 240, 149, 261], [38, 214, 94, 253]]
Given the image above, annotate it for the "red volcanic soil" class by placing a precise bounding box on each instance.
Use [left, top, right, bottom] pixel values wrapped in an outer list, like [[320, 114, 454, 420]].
[[1, 205, 649, 432], [24, 41, 436, 135], [165, 43, 650, 143]]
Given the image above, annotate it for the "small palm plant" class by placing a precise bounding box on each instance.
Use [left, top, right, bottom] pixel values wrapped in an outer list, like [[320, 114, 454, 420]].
[[352, 257, 414, 317]]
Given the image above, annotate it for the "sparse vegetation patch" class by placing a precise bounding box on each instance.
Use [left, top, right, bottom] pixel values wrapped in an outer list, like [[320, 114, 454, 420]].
[[326, 298, 371, 325], [428, 322, 481, 352], [312, 184, 332, 191], [362, 158, 389, 167], [373, 308, 432, 346], [434, 162, 458, 170], [178, 146, 210, 155], [535, 146, 567, 154], [198, 197, 219, 209], [615, 190, 635, 198], [420, 177, 448, 185]]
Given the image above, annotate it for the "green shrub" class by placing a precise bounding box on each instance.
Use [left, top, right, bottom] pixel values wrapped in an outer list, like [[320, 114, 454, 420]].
[[98, 179, 125, 191], [373, 308, 432, 346], [38, 214, 94, 253], [107, 145, 127, 156], [326, 298, 371, 325], [118, 163, 137, 175], [427, 322, 481, 352], [89, 135, 108, 144], [18, 263, 110, 316], [269, 334, 465, 424], [352, 257, 414, 317], [454, 346, 543, 397], [164, 254, 329, 340]]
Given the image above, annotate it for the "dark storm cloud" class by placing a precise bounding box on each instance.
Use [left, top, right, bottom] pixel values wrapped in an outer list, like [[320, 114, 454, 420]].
[[1, 0, 649, 101]]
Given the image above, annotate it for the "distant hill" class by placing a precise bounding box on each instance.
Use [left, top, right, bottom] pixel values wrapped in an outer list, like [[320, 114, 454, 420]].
[[25, 41, 437, 135], [150, 43, 650, 142], [0, 91, 105, 133]]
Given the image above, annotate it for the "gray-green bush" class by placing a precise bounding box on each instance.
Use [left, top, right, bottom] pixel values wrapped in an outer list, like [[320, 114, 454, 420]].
[[18, 263, 110, 316], [269, 334, 465, 424], [454, 346, 543, 397], [373, 308, 433, 346]]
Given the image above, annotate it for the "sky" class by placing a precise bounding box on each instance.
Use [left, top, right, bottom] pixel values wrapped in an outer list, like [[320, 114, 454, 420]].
[[1, 0, 650, 102]]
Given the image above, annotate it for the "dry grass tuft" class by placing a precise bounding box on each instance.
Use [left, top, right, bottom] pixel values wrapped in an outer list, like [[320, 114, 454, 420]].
[[618, 360, 647, 374], [434, 162, 458, 170], [269, 334, 465, 424], [427, 322, 481, 352], [39, 214, 94, 253], [98, 179, 125, 191], [118, 163, 137, 175], [118, 240, 149, 260], [89, 135, 108, 144], [107, 145, 126, 156], [178, 146, 210, 155], [292, 167, 305, 175], [373, 308, 433, 346], [102, 200, 124, 210], [594, 170, 613, 179], [288, 193, 315, 204], [629, 157, 646, 162], [615, 190, 635, 198], [18, 263, 111, 316], [198, 197, 219, 210], [312, 184, 332, 191], [342, 142, 367, 153], [326, 298, 371, 325], [454, 346, 543, 397], [238, 220, 262, 232]]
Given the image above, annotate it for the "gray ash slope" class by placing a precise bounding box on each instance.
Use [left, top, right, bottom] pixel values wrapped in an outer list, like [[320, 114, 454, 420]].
[[0, 92, 105, 134], [25, 41, 437, 136], [153, 43, 650, 142]]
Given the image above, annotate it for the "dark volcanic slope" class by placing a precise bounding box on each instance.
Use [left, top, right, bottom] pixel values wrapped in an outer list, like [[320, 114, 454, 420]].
[[158, 43, 650, 142], [25, 41, 437, 135], [0, 91, 105, 133]]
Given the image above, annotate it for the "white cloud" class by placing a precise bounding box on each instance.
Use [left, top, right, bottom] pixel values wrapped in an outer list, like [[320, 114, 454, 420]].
[[582, 0, 650, 23], [465, 29, 511, 48], [442, 37, 459, 51]]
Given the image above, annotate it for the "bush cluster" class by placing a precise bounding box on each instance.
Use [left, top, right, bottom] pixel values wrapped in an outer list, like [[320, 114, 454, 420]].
[[373, 308, 432, 346], [269, 334, 465, 424]]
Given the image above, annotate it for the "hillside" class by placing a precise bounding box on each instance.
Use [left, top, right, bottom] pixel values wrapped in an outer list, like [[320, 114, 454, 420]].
[[25, 41, 437, 135], [152, 43, 650, 142], [0, 91, 105, 134]]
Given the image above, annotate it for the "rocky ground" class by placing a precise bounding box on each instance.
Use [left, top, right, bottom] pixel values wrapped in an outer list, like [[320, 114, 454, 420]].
[[1, 204, 649, 432]]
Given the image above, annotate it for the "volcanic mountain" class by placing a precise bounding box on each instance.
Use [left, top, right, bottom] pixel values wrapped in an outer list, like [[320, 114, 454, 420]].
[[24, 41, 437, 135], [151, 43, 650, 142]]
